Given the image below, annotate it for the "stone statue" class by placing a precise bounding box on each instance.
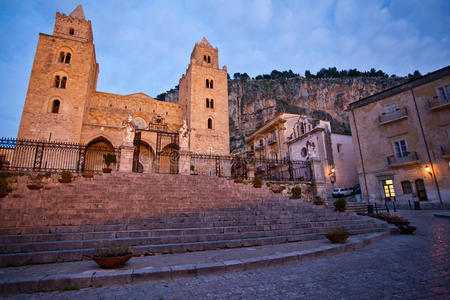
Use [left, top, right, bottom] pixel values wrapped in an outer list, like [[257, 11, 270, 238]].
[[307, 139, 316, 158], [122, 115, 135, 146], [179, 119, 190, 149]]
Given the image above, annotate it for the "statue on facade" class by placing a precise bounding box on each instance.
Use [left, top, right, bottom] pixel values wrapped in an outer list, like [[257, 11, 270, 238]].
[[306, 139, 316, 158], [122, 115, 136, 146], [178, 119, 190, 150]]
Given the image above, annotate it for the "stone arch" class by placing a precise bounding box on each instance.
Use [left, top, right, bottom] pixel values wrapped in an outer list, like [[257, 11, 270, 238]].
[[84, 136, 116, 172], [47, 97, 64, 113], [133, 117, 146, 129], [159, 143, 179, 174], [137, 141, 155, 173], [56, 46, 74, 64], [51, 70, 69, 88]]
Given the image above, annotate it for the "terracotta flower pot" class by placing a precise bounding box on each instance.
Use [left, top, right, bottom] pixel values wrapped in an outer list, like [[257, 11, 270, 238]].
[[253, 184, 262, 188], [58, 178, 72, 183], [102, 168, 112, 173], [272, 189, 282, 194], [27, 184, 43, 190], [82, 173, 94, 178], [291, 195, 301, 199], [234, 179, 243, 183], [397, 225, 416, 234], [325, 232, 350, 243], [93, 253, 132, 269]]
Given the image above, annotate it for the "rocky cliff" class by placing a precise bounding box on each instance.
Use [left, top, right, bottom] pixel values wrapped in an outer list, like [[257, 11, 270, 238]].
[[165, 76, 406, 151]]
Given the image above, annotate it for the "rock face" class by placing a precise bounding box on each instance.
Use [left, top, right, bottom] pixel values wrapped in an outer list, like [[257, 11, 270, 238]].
[[165, 76, 406, 151]]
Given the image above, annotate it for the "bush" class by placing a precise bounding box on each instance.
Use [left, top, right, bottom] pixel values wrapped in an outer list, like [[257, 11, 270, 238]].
[[291, 186, 302, 197], [334, 198, 346, 212], [103, 154, 117, 168], [44, 172, 52, 179], [325, 226, 349, 235], [61, 170, 73, 180], [325, 227, 350, 243], [252, 177, 262, 188], [94, 246, 131, 258], [314, 196, 325, 205]]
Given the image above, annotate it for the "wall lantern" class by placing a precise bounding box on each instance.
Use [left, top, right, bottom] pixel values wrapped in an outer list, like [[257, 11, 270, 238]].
[[425, 165, 432, 176], [329, 167, 336, 183]]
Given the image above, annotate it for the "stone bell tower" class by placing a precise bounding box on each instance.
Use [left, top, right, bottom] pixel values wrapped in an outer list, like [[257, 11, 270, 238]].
[[17, 5, 99, 142], [178, 38, 230, 156]]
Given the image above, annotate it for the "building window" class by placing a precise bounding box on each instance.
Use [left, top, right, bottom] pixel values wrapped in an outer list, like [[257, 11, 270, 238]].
[[64, 53, 71, 64], [437, 84, 450, 100], [210, 80, 213, 89], [337, 143, 342, 153], [69, 28, 74, 35], [206, 98, 210, 108], [393, 139, 408, 158], [382, 179, 396, 199], [54, 75, 60, 88], [203, 55, 207, 62], [301, 147, 307, 157], [59, 52, 65, 63], [206, 79, 209, 88], [207, 118, 213, 129], [60, 76, 67, 88], [210, 99, 214, 108], [401, 181, 412, 194], [51, 99, 60, 113], [208, 56, 211, 63]]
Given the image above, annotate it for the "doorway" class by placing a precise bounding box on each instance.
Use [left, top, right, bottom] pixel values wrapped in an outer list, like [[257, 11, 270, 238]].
[[415, 179, 428, 201]]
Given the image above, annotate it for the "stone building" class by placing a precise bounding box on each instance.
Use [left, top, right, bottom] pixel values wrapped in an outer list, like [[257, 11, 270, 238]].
[[287, 116, 358, 199], [347, 66, 450, 204], [246, 113, 299, 161], [16, 5, 229, 174]]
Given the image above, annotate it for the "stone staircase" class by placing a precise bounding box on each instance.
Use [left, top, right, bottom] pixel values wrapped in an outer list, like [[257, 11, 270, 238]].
[[0, 173, 388, 267]]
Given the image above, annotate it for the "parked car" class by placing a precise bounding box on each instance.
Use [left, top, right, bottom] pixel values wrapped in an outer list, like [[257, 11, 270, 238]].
[[332, 188, 353, 198]]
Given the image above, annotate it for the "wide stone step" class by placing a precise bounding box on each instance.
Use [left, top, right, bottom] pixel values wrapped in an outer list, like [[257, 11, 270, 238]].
[[0, 219, 377, 245], [0, 226, 386, 267]]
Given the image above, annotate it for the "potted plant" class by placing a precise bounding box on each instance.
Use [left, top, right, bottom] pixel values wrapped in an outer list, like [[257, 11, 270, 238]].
[[27, 174, 44, 190], [252, 177, 262, 188], [271, 185, 283, 193], [325, 227, 350, 243], [0, 177, 11, 198], [82, 172, 94, 178], [333, 198, 347, 212], [314, 196, 325, 205], [58, 170, 73, 183], [234, 177, 243, 183], [93, 246, 132, 269], [103, 153, 116, 173], [291, 186, 302, 199]]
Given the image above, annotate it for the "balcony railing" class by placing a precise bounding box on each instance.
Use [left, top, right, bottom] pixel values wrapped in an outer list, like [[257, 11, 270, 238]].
[[441, 146, 450, 158], [428, 97, 449, 110], [378, 107, 408, 125], [267, 139, 277, 145], [387, 151, 419, 167]]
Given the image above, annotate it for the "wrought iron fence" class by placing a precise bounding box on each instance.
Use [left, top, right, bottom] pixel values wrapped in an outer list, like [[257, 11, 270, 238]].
[[190, 154, 232, 177], [232, 157, 312, 182], [0, 138, 120, 173]]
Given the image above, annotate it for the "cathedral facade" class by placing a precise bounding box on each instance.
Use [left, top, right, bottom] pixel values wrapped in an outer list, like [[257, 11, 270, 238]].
[[17, 5, 230, 174]]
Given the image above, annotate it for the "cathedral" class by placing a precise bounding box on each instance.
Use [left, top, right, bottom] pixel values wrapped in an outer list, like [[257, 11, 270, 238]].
[[17, 5, 230, 174]]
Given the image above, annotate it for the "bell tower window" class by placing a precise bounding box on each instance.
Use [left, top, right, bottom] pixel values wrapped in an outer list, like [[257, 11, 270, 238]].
[[210, 99, 214, 108], [210, 80, 214, 89], [208, 56, 211, 63], [64, 53, 71, 64], [51, 100, 60, 114], [59, 52, 65, 63], [60, 77, 67, 88], [206, 79, 210, 88], [206, 98, 210, 108], [69, 28, 74, 35], [54, 75, 60, 88], [208, 118, 213, 129]]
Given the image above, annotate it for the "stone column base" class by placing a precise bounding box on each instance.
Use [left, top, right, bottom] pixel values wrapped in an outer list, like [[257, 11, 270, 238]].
[[119, 145, 134, 172]]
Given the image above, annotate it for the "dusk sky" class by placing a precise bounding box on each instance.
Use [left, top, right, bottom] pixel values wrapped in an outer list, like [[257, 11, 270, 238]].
[[0, 0, 449, 137]]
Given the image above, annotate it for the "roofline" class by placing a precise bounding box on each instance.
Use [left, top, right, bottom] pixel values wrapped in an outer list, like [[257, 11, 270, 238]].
[[347, 65, 450, 110], [247, 113, 299, 141]]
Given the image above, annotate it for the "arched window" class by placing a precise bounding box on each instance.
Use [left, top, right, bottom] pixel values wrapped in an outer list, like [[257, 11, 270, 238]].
[[208, 118, 213, 129], [54, 75, 61, 88], [210, 80, 214, 89], [60, 77, 67, 89], [210, 99, 214, 108], [206, 79, 209, 88], [401, 181, 412, 194], [69, 28, 74, 35], [206, 98, 210, 108], [59, 52, 65, 63], [208, 56, 211, 63], [51, 100, 60, 114], [65, 53, 71, 64], [203, 55, 207, 61]]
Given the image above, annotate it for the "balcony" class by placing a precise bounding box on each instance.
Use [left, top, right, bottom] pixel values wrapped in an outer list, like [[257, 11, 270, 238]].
[[428, 97, 449, 111], [267, 139, 277, 145], [387, 151, 419, 167], [441, 146, 450, 159], [378, 107, 408, 125]]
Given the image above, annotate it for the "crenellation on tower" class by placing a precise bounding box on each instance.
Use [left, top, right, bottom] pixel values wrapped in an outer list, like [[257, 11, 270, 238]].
[[53, 5, 93, 43]]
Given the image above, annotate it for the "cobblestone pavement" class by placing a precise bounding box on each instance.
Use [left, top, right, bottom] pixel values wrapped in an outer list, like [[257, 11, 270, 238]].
[[4, 210, 450, 300]]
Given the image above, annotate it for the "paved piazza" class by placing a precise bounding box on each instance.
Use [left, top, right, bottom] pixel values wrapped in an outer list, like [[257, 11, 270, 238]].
[[4, 210, 449, 300]]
